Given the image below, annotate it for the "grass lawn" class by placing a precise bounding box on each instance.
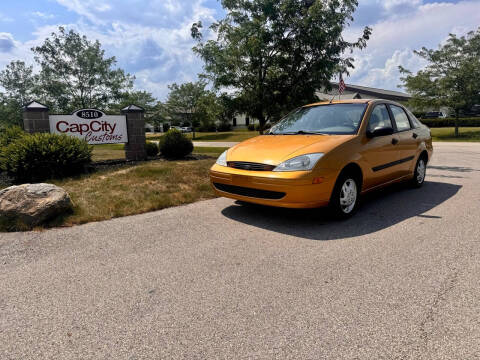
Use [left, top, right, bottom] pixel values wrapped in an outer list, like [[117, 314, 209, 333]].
[[430, 127, 480, 141], [147, 131, 258, 142], [193, 146, 229, 157], [91, 144, 125, 161], [46, 158, 217, 228], [91, 144, 227, 162]]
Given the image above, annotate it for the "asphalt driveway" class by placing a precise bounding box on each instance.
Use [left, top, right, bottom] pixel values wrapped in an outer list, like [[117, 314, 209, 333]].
[[1, 142, 479, 359]]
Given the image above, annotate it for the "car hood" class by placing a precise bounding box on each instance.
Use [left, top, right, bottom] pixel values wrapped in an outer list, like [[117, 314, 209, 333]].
[[227, 134, 354, 165]]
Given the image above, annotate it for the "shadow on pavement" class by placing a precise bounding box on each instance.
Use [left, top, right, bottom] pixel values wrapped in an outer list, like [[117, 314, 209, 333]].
[[221, 181, 462, 240], [429, 165, 479, 172]]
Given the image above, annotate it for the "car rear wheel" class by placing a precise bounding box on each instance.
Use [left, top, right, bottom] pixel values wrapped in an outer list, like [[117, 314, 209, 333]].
[[330, 174, 360, 219], [411, 156, 427, 188]]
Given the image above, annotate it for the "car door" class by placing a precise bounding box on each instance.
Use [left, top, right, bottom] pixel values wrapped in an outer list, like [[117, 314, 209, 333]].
[[388, 104, 418, 177], [360, 103, 402, 189]]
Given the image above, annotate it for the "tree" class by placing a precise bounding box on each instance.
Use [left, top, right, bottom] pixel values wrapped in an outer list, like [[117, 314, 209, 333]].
[[191, 0, 371, 132], [32, 27, 134, 112], [0, 61, 36, 127], [400, 29, 480, 137], [111, 90, 157, 113], [165, 81, 219, 139]]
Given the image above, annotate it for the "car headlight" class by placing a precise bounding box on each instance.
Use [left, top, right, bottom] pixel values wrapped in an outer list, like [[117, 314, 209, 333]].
[[273, 153, 324, 172], [216, 150, 228, 167]]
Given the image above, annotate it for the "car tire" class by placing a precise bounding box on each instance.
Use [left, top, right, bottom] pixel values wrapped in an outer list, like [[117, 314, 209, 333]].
[[329, 173, 361, 220], [410, 155, 427, 188]]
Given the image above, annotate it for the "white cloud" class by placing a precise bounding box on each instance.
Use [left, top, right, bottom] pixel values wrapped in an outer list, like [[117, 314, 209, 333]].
[[0, 33, 17, 53], [347, 0, 480, 91], [31, 11, 56, 20], [0, 12, 13, 23]]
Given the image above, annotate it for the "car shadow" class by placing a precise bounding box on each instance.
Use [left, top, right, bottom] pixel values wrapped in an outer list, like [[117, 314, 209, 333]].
[[221, 181, 462, 240]]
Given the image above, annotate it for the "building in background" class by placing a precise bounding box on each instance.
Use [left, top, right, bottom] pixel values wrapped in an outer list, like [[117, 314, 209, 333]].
[[317, 83, 412, 103]]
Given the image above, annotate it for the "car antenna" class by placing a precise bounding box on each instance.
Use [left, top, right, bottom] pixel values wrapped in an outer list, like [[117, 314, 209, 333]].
[[329, 94, 335, 104]]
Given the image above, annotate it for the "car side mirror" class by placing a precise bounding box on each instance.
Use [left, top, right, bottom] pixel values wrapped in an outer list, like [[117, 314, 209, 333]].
[[367, 126, 394, 138]]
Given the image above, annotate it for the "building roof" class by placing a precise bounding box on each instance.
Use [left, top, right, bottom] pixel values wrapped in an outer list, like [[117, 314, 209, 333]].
[[121, 104, 145, 112], [23, 101, 49, 110], [329, 83, 411, 101]]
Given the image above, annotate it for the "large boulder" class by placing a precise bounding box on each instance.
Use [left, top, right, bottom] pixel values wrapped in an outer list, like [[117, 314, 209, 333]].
[[0, 183, 72, 228]]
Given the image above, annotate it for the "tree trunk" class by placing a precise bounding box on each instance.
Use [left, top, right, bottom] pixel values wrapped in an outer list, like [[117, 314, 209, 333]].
[[454, 110, 459, 138], [258, 115, 266, 135]]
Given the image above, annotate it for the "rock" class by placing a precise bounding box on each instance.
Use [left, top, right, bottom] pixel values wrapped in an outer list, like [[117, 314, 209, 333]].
[[0, 183, 72, 227]]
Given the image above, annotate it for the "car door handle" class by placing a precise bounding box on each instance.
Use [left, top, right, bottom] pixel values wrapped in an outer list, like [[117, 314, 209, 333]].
[[392, 138, 399, 145], [412, 133, 418, 139]]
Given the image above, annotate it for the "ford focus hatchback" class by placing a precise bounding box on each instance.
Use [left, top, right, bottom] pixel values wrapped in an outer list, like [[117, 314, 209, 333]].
[[210, 99, 433, 218]]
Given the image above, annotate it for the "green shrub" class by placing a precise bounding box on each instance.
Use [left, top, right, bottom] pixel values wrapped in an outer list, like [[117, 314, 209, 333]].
[[247, 124, 255, 131], [163, 124, 170, 132], [0, 126, 25, 148], [420, 117, 480, 128], [1, 133, 92, 182], [145, 141, 159, 157], [159, 129, 193, 159], [217, 122, 232, 132]]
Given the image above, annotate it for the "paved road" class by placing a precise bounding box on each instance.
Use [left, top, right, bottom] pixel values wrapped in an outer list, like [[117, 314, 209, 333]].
[[1, 142, 480, 359], [193, 141, 239, 148]]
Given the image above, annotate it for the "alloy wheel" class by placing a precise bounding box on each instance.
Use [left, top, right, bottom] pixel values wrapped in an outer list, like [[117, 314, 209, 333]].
[[339, 178, 357, 214], [416, 159, 426, 184]]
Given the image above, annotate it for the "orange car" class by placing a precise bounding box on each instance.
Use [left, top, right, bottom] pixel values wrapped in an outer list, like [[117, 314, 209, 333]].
[[210, 99, 433, 218]]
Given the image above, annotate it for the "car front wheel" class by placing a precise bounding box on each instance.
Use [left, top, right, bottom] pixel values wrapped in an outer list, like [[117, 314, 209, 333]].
[[330, 174, 360, 219]]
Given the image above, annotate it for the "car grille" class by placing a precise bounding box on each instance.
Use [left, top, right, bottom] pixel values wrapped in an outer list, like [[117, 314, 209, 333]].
[[227, 161, 276, 171], [213, 183, 286, 200]]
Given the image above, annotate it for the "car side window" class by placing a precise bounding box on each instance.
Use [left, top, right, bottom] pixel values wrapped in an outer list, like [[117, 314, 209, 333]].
[[390, 105, 411, 131], [368, 104, 393, 132], [405, 109, 422, 128]]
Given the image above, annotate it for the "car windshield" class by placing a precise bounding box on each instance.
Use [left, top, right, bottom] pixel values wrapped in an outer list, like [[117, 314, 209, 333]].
[[270, 103, 367, 135]]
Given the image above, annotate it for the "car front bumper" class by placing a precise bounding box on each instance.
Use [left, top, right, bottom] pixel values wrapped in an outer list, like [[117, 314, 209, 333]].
[[210, 163, 338, 208]]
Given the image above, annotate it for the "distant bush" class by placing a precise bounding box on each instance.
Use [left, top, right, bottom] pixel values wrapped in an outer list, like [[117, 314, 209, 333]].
[[145, 128, 151, 133], [0, 126, 26, 148], [217, 122, 232, 132], [198, 124, 217, 132], [159, 129, 193, 159], [1, 133, 92, 182], [420, 117, 480, 128], [247, 124, 255, 131], [145, 141, 159, 157], [163, 124, 170, 132]]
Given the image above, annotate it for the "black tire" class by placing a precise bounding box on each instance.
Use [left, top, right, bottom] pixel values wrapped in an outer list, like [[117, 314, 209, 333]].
[[410, 155, 427, 188], [329, 172, 361, 220]]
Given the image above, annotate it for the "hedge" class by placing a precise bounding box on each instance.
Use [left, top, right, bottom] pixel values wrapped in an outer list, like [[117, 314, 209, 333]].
[[1, 133, 92, 182], [420, 117, 480, 128]]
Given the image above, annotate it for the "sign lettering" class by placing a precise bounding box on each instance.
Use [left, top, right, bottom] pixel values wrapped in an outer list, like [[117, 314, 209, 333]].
[[50, 109, 128, 145]]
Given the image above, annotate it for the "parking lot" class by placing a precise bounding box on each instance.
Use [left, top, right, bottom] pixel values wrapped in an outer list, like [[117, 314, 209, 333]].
[[1, 142, 479, 359]]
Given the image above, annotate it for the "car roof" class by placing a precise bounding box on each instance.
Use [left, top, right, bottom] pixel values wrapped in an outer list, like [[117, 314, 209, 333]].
[[303, 99, 404, 107]]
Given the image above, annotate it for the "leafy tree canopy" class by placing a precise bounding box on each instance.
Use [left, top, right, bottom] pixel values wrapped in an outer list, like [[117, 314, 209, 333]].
[[32, 27, 134, 112], [191, 0, 371, 130], [400, 28, 480, 136], [165, 81, 222, 137]]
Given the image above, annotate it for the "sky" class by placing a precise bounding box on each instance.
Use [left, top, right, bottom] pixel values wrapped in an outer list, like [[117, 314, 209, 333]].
[[0, 0, 479, 100]]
